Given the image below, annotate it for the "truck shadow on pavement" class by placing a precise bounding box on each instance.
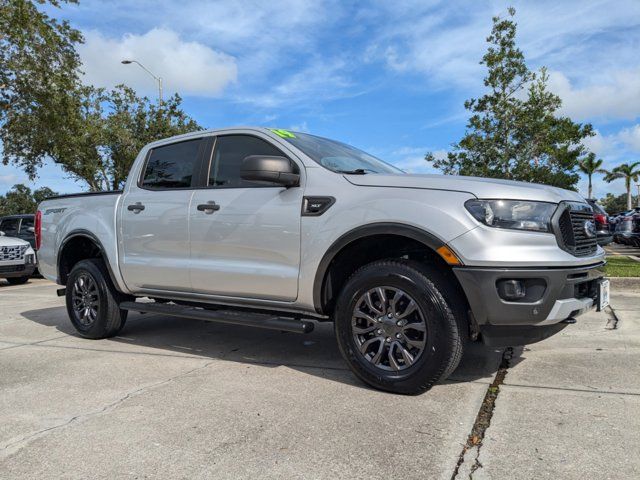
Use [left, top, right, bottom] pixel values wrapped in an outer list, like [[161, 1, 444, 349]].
[[22, 306, 510, 391]]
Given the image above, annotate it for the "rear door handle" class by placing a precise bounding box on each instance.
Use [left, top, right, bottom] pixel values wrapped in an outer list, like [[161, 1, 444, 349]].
[[127, 202, 145, 213], [197, 201, 220, 214]]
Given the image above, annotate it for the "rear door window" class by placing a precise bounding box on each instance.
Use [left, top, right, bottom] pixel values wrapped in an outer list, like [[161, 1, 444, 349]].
[[141, 139, 202, 189]]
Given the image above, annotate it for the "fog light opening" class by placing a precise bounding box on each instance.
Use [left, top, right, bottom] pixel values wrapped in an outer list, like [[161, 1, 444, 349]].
[[498, 279, 526, 300]]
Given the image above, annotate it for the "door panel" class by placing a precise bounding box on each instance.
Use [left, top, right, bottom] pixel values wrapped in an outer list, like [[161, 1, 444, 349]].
[[119, 138, 203, 292], [189, 134, 303, 301], [190, 187, 302, 300], [120, 189, 194, 291]]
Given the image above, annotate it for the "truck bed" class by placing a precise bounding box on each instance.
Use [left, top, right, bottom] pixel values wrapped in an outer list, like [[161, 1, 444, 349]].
[[38, 191, 123, 287]]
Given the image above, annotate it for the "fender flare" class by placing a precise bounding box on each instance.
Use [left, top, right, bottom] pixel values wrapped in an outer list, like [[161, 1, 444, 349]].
[[57, 229, 120, 289], [312, 222, 445, 313]]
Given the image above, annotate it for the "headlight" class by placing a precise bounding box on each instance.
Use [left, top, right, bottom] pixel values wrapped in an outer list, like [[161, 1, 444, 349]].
[[465, 199, 556, 233]]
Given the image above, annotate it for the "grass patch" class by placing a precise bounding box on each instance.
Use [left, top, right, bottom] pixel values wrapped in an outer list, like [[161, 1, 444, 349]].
[[605, 255, 640, 277]]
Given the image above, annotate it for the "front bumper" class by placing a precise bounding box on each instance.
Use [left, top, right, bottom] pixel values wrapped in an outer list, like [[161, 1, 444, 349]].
[[0, 263, 36, 278], [454, 262, 605, 345], [0, 252, 37, 278]]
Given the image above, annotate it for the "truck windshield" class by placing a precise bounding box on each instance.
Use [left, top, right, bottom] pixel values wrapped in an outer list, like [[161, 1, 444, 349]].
[[279, 131, 403, 174]]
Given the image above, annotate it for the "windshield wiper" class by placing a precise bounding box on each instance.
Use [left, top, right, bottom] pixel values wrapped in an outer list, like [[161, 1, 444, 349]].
[[337, 168, 370, 175]]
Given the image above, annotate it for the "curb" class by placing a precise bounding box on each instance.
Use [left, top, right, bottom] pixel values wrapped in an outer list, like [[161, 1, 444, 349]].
[[608, 276, 640, 292]]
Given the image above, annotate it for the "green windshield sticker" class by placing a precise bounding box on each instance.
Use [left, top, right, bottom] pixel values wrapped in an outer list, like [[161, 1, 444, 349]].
[[269, 128, 296, 138]]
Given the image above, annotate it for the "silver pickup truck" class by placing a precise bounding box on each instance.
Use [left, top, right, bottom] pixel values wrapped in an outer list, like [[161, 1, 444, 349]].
[[37, 127, 608, 394]]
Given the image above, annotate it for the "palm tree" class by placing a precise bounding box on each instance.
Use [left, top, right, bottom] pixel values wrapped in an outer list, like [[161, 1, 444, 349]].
[[578, 153, 606, 199], [604, 162, 640, 210]]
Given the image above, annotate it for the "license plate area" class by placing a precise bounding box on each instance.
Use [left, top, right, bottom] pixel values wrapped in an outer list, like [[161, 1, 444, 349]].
[[597, 279, 610, 311]]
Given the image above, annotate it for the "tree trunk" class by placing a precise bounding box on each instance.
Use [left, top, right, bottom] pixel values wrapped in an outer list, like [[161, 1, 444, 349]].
[[588, 175, 592, 199], [627, 179, 632, 210]]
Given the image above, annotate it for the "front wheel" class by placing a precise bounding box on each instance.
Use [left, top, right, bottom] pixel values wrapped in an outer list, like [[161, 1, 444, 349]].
[[6, 276, 30, 285], [65, 259, 128, 339], [334, 259, 466, 395]]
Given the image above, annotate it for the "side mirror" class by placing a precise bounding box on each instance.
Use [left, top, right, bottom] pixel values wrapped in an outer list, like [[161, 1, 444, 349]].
[[240, 155, 300, 188], [27, 227, 35, 233]]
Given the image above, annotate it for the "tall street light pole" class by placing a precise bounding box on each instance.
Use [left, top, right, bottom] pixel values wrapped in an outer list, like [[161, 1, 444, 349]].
[[121, 59, 163, 105]]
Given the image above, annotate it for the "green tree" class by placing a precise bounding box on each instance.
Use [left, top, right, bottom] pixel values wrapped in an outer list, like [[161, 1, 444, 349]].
[[68, 85, 200, 191], [6, 83, 201, 191], [603, 162, 640, 210], [578, 153, 605, 199], [1, 1, 201, 191], [599, 193, 633, 214], [1, 0, 83, 179], [0, 183, 58, 216], [427, 8, 593, 190], [100, 86, 202, 190]]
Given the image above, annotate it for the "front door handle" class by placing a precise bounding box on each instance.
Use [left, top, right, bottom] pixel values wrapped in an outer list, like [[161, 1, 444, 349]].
[[127, 202, 145, 213], [197, 201, 220, 214]]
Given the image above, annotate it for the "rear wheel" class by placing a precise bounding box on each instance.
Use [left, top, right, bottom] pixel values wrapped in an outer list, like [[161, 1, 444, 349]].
[[6, 276, 29, 285], [65, 259, 128, 339], [334, 259, 466, 395]]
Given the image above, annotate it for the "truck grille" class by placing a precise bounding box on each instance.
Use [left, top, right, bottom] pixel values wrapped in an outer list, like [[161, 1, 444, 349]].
[[555, 203, 598, 257], [0, 245, 28, 261]]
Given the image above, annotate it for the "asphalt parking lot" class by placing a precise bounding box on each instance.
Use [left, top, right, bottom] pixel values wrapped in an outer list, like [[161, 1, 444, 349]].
[[1, 279, 639, 479]]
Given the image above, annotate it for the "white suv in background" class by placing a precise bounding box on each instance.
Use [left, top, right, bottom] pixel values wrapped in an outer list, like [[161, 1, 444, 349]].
[[0, 232, 36, 285]]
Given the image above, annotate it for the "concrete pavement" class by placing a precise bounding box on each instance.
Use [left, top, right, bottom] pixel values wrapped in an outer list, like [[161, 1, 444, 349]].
[[474, 293, 640, 480], [1, 279, 638, 479]]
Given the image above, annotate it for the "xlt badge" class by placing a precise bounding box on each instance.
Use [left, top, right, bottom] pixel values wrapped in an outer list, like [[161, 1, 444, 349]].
[[302, 196, 335, 216]]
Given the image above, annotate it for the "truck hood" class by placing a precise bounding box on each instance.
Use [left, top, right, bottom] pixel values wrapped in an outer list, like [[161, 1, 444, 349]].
[[344, 174, 585, 204], [0, 236, 30, 247]]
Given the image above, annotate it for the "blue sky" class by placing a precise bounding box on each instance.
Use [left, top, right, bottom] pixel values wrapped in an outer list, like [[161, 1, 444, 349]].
[[2, 0, 639, 199]]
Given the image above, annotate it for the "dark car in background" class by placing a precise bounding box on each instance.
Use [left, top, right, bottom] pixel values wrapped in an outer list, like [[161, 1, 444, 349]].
[[610, 207, 640, 246], [614, 215, 633, 244], [0, 214, 36, 249], [612, 210, 640, 247], [586, 199, 613, 246], [631, 213, 640, 247]]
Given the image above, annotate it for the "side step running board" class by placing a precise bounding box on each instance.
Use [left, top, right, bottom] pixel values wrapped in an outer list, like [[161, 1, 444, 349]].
[[119, 301, 315, 334]]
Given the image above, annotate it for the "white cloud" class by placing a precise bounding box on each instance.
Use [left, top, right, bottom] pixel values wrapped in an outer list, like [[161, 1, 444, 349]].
[[388, 146, 444, 173], [0, 174, 19, 186], [365, 0, 640, 121], [578, 124, 640, 199], [548, 70, 640, 121], [582, 124, 640, 160], [582, 130, 613, 157], [616, 124, 640, 152], [289, 121, 310, 133], [78, 28, 237, 97], [71, 0, 640, 117], [74, 0, 345, 106], [366, 7, 487, 89], [234, 58, 356, 108]]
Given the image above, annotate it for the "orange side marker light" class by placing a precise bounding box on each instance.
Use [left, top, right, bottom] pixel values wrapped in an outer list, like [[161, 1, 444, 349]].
[[436, 245, 463, 266]]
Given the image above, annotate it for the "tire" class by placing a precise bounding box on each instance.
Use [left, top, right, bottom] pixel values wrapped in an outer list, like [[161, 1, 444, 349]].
[[65, 259, 128, 339], [333, 259, 467, 395], [6, 276, 29, 285]]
